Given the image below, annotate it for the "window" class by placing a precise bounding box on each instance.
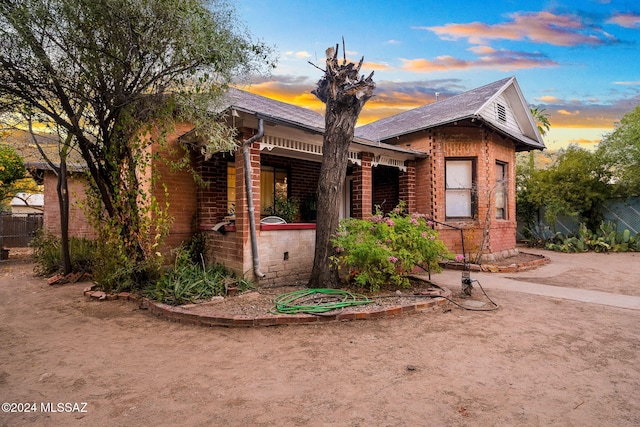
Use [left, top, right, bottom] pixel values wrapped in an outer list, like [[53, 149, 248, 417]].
[[496, 103, 507, 122], [495, 162, 507, 219], [227, 164, 236, 215], [260, 166, 288, 214], [445, 159, 476, 218]]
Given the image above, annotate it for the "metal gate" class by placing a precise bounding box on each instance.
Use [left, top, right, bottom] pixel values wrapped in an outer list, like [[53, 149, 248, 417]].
[[0, 213, 44, 247]]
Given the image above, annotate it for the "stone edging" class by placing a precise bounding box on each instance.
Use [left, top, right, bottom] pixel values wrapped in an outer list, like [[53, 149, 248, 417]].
[[441, 252, 550, 274], [479, 253, 550, 273], [83, 287, 452, 327]]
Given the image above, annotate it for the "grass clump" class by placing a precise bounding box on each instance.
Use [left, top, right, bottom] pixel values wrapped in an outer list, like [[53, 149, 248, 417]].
[[145, 235, 252, 305], [30, 229, 96, 276]]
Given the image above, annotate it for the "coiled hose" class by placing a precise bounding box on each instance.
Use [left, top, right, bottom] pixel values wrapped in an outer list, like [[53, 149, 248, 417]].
[[271, 288, 372, 314]]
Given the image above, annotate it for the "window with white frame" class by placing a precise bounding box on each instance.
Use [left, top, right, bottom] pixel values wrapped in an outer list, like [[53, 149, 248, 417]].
[[495, 162, 507, 219], [445, 159, 476, 219]]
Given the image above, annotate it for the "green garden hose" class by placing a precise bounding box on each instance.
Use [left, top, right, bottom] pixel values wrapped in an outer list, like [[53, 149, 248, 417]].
[[271, 288, 372, 315]]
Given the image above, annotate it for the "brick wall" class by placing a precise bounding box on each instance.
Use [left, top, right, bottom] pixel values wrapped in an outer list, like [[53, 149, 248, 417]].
[[43, 171, 96, 239], [152, 123, 199, 251], [44, 123, 200, 255], [382, 122, 520, 260]]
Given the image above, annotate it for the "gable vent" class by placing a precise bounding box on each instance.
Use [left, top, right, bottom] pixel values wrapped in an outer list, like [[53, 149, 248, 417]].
[[496, 103, 507, 122]]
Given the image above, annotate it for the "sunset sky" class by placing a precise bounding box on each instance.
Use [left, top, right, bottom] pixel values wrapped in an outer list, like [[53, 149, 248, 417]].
[[236, 0, 640, 151]]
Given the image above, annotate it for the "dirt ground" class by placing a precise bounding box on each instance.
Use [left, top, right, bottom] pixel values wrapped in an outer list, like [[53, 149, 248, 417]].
[[1, 249, 639, 426]]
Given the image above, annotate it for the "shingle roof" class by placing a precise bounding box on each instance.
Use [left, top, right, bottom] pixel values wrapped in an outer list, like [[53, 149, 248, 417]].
[[217, 87, 424, 157], [355, 77, 514, 141], [219, 87, 326, 133], [3, 129, 86, 170]]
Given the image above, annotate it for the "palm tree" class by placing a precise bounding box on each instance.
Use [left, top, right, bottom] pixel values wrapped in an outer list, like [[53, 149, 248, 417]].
[[529, 107, 551, 171], [530, 106, 551, 136]]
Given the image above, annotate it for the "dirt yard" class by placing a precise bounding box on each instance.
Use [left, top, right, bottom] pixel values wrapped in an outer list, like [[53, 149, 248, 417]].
[[1, 250, 639, 426]]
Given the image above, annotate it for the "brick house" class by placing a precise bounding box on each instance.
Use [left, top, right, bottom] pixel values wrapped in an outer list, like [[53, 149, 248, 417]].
[[42, 76, 544, 285]]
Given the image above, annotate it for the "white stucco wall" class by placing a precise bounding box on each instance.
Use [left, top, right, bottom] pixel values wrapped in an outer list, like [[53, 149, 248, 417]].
[[257, 228, 316, 285]]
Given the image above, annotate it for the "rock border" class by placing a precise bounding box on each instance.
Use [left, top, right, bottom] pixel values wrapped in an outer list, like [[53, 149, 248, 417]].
[[441, 251, 550, 274], [83, 287, 452, 327]]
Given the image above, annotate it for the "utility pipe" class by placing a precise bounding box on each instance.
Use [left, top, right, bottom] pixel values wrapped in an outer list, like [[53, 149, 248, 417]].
[[242, 118, 266, 279]]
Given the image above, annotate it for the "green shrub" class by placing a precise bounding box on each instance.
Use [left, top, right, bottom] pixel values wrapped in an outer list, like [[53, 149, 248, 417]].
[[331, 203, 451, 292], [30, 230, 97, 276], [30, 230, 61, 276], [90, 238, 162, 293], [546, 221, 640, 253], [144, 237, 252, 305]]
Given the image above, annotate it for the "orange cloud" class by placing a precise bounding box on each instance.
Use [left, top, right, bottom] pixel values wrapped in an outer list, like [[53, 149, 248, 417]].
[[536, 95, 563, 103], [401, 48, 557, 72], [607, 13, 640, 28], [568, 137, 600, 145], [557, 109, 579, 116], [362, 61, 394, 71], [421, 11, 617, 46]]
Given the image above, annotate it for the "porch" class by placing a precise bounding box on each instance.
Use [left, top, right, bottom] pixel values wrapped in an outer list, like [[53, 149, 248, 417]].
[[191, 118, 421, 285]]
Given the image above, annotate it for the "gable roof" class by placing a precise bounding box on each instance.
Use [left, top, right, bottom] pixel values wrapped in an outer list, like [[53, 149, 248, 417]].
[[355, 77, 545, 151], [212, 87, 425, 158]]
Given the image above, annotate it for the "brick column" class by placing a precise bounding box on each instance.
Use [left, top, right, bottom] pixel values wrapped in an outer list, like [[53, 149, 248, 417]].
[[399, 160, 416, 213], [352, 153, 373, 219]]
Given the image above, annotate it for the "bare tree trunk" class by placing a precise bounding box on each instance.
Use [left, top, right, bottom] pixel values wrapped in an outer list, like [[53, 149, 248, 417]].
[[57, 144, 72, 275], [29, 120, 73, 274], [308, 42, 375, 288]]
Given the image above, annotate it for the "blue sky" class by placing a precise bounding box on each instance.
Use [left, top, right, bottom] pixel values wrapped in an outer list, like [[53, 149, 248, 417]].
[[235, 0, 640, 151]]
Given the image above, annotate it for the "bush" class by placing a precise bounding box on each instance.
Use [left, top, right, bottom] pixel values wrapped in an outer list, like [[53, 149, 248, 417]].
[[546, 222, 640, 253], [144, 237, 252, 305], [30, 230, 96, 276], [331, 203, 451, 292], [90, 238, 162, 293]]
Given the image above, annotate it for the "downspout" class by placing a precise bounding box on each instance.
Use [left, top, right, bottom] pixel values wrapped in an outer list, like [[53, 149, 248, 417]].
[[242, 118, 266, 279]]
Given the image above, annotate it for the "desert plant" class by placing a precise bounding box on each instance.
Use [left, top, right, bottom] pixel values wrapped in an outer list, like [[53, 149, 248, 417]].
[[144, 240, 252, 305], [331, 203, 451, 292], [546, 221, 640, 253]]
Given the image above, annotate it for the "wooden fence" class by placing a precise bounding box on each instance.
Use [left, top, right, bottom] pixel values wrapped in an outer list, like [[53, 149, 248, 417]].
[[517, 196, 640, 240], [0, 213, 44, 247]]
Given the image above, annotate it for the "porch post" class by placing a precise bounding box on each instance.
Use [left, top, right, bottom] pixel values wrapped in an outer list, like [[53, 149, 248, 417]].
[[235, 128, 262, 280], [399, 160, 416, 213], [352, 152, 373, 219]]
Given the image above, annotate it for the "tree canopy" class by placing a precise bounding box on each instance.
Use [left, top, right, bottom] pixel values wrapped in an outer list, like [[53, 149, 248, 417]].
[[597, 103, 640, 197], [0, 0, 274, 287], [0, 144, 26, 209]]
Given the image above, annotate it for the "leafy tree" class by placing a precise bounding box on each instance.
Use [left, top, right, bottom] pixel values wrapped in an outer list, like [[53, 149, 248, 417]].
[[597, 103, 640, 197], [526, 146, 611, 231], [0, 143, 26, 210], [516, 107, 551, 240], [0, 0, 273, 287], [309, 43, 375, 288]]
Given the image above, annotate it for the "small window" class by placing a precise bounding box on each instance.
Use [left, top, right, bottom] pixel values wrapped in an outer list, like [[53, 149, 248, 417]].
[[445, 159, 476, 219], [496, 103, 507, 122], [227, 164, 236, 215], [495, 162, 507, 219]]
